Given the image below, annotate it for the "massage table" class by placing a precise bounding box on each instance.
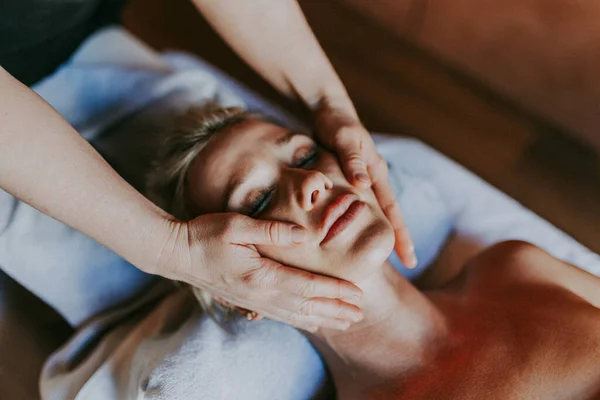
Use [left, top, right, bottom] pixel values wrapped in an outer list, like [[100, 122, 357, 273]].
[[1, 27, 598, 399]]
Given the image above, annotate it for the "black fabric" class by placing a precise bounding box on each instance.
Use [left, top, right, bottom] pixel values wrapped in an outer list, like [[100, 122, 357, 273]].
[[0, 0, 128, 86]]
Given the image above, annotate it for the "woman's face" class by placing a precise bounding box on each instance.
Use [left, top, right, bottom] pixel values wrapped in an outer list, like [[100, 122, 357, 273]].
[[187, 118, 394, 282]]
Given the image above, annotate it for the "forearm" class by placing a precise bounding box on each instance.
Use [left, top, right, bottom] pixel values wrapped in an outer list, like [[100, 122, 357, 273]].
[[192, 0, 357, 118], [0, 67, 172, 273]]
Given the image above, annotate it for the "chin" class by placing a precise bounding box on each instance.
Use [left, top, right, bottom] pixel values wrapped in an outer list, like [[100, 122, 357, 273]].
[[347, 219, 395, 280]]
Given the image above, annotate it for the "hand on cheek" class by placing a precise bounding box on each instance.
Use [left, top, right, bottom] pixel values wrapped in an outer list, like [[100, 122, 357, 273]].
[[314, 105, 417, 268]]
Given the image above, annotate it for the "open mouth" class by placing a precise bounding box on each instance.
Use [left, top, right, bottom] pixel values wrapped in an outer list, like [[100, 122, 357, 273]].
[[320, 193, 367, 245]]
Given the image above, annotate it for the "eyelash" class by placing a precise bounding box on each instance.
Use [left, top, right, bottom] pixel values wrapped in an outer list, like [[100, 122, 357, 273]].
[[293, 146, 319, 169], [248, 146, 320, 216]]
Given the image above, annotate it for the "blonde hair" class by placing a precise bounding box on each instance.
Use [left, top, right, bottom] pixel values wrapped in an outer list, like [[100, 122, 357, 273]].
[[147, 102, 255, 319], [147, 102, 253, 220]]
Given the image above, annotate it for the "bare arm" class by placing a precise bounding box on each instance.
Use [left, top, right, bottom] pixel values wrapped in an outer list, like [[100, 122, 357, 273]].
[[0, 66, 172, 272], [192, 0, 356, 114]]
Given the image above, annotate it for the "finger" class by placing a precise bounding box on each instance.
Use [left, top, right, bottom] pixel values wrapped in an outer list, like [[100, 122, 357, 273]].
[[369, 158, 417, 269], [334, 128, 372, 188], [382, 198, 417, 269], [394, 222, 418, 269], [229, 214, 306, 246], [217, 295, 358, 330], [295, 317, 354, 332], [294, 297, 363, 322], [264, 262, 363, 301], [267, 297, 362, 330]]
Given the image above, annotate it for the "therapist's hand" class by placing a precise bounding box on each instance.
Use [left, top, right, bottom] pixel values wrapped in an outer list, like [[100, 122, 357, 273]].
[[314, 102, 417, 268], [156, 213, 364, 331]]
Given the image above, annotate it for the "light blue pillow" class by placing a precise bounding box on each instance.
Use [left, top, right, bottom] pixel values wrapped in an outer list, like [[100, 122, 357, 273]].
[[386, 161, 454, 281]]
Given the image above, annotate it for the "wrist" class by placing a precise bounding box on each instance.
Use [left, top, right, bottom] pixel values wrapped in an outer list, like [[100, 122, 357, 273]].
[[313, 89, 357, 115], [311, 91, 360, 127], [313, 95, 363, 144], [147, 216, 192, 280]]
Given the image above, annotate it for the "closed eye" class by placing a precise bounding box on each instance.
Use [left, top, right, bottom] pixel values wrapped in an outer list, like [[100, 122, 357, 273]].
[[247, 147, 319, 216], [248, 186, 275, 217], [293, 146, 320, 169]]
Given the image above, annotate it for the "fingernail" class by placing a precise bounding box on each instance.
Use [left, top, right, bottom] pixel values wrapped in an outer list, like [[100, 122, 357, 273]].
[[355, 173, 369, 183], [337, 321, 351, 331], [291, 226, 306, 244], [407, 254, 418, 269], [348, 311, 363, 323]]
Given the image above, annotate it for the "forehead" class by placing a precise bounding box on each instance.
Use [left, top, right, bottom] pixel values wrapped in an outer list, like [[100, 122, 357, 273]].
[[187, 119, 290, 213]]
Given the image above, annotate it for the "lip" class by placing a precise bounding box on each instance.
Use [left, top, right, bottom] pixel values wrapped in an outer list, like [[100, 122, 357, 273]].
[[320, 193, 366, 245]]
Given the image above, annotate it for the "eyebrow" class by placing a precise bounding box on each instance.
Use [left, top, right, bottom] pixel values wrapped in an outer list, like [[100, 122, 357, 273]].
[[223, 174, 245, 212], [275, 131, 301, 146], [222, 131, 302, 211]]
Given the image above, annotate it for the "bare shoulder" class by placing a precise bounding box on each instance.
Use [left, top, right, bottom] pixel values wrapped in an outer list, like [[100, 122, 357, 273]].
[[465, 240, 600, 309], [422, 241, 600, 400]]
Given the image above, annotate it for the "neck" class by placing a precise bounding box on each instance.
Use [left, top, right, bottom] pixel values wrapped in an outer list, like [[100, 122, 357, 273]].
[[309, 262, 447, 389]]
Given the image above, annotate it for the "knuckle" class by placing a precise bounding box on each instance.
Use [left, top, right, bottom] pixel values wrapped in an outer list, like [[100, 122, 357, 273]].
[[297, 299, 314, 316], [335, 279, 342, 299], [346, 151, 365, 165], [286, 311, 302, 326], [266, 222, 280, 244]]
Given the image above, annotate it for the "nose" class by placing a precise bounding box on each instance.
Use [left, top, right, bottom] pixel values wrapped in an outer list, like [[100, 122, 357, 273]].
[[294, 169, 333, 211]]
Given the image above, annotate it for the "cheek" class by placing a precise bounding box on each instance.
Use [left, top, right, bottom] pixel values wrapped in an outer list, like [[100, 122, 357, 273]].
[[339, 215, 395, 280], [254, 152, 394, 279], [356, 218, 395, 263], [256, 243, 326, 276]]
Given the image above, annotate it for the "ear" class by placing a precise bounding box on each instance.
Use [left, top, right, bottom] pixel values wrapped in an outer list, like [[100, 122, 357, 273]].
[[213, 297, 262, 320], [235, 307, 263, 321]]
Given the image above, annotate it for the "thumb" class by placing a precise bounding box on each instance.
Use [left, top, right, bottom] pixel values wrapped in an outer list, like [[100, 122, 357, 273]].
[[335, 129, 371, 188], [229, 215, 306, 247]]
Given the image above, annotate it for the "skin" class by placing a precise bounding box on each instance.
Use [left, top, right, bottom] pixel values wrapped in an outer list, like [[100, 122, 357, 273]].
[[193, 0, 417, 267], [0, 0, 415, 328], [188, 119, 600, 400], [188, 119, 394, 284]]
